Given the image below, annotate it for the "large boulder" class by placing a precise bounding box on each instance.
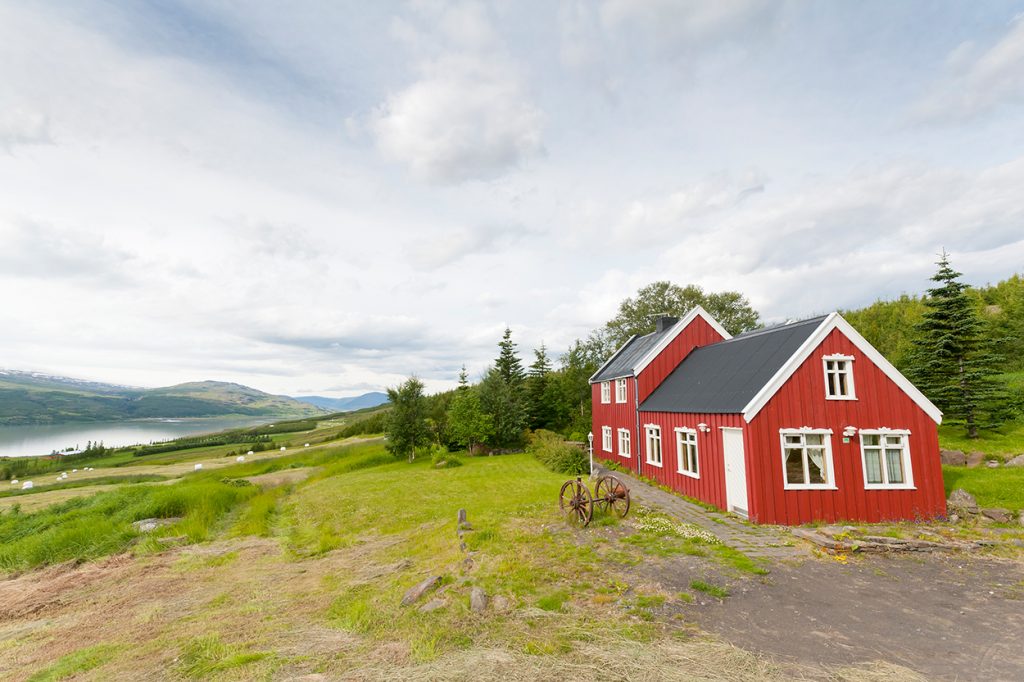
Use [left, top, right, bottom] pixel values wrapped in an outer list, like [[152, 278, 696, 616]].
[[1005, 454, 1024, 468], [947, 488, 979, 515], [966, 452, 985, 468], [981, 508, 1012, 524], [940, 449, 967, 466]]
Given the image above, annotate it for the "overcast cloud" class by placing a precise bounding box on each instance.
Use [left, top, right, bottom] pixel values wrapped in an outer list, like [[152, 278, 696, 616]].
[[2, 1, 1023, 397]]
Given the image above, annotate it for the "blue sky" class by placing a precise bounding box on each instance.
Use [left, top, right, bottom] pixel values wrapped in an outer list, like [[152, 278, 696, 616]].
[[2, 1, 1023, 396]]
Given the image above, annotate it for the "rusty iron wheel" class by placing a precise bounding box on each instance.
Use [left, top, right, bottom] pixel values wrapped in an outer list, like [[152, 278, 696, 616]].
[[594, 475, 630, 518], [559, 477, 593, 527]]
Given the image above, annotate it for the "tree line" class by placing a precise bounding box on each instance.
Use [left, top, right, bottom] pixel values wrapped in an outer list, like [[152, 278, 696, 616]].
[[382, 254, 1019, 459]]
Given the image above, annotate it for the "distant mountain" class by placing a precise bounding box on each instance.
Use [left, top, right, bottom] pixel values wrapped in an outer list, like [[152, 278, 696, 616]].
[[294, 392, 389, 412], [0, 370, 325, 425]]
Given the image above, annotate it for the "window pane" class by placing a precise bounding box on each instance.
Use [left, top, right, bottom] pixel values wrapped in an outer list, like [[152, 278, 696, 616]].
[[785, 448, 805, 485], [785, 435, 802, 445], [863, 434, 880, 446], [827, 372, 836, 396], [805, 434, 823, 446], [837, 372, 847, 395], [885, 436, 902, 446], [807, 448, 828, 484], [886, 449, 905, 484], [863, 448, 882, 484]]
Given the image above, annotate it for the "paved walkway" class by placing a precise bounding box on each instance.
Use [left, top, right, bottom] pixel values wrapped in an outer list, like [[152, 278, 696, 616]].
[[594, 465, 808, 559]]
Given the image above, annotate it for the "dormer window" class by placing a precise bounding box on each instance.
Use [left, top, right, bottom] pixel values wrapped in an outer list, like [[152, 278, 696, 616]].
[[823, 355, 855, 400], [600, 381, 611, 404], [615, 378, 628, 403]]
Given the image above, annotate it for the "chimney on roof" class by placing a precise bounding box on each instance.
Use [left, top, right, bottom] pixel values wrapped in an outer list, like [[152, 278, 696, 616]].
[[655, 315, 679, 333]]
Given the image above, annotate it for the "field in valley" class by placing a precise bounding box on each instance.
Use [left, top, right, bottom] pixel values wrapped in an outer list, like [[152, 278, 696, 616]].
[[0, 416, 1021, 680]]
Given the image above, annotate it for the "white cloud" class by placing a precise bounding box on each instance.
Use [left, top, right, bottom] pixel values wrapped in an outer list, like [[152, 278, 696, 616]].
[[911, 14, 1024, 123], [0, 108, 52, 153], [370, 53, 544, 183], [599, 0, 780, 53]]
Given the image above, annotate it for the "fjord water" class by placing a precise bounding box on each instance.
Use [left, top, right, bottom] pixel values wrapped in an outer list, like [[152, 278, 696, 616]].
[[0, 417, 278, 458]]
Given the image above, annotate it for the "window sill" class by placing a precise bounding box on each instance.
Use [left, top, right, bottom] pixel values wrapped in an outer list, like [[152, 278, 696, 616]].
[[783, 485, 839, 491], [646, 460, 663, 468], [825, 396, 857, 401], [678, 469, 700, 480], [618, 453, 631, 458], [864, 484, 916, 491]]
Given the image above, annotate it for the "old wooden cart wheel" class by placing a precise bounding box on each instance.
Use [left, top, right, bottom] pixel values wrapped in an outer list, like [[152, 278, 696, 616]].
[[559, 477, 593, 527], [594, 475, 630, 518]]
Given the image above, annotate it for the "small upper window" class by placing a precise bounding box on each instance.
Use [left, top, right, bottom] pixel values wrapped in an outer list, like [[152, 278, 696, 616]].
[[645, 425, 662, 467], [600, 381, 611, 404], [860, 431, 914, 489], [780, 430, 835, 489], [823, 355, 855, 400], [615, 378, 628, 403], [675, 428, 699, 478], [601, 426, 612, 452]]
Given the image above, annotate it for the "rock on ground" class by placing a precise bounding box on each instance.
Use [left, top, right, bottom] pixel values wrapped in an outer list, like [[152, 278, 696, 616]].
[[940, 449, 967, 466], [401, 576, 441, 606], [470, 587, 487, 613], [947, 488, 979, 515], [1006, 454, 1024, 467], [131, 518, 182, 533], [418, 598, 446, 613], [966, 452, 985, 468], [981, 508, 1012, 523]]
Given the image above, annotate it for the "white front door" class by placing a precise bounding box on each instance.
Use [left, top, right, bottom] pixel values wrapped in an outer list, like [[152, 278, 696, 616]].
[[721, 427, 749, 517]]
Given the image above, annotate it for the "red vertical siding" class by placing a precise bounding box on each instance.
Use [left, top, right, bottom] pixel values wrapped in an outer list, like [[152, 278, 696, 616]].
[[636, 316, 726, 402], [746, 329, 946, 525], [633, 411, 745, 511], [591, 380, 638, 470]]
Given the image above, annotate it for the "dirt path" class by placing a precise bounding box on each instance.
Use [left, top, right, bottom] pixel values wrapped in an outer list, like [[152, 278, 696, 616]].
[[644, 552, 1024, 680]]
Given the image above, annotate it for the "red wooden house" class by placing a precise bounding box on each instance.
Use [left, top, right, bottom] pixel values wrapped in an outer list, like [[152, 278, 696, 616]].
[[591, 310, 945, 525]]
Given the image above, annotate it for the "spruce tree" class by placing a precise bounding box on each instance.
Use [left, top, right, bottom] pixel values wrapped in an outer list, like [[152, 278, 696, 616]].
[[909, 252, 1004, 438], [384, 377, 430, 461], [527, 343, 556, 430], [495, 327, 526, 385]]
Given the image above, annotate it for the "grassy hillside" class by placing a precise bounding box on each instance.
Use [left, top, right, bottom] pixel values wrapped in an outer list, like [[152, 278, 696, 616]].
[[0, 373, 323, 425]]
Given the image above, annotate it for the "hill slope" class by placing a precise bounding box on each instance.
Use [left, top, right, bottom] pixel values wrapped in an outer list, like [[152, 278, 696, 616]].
[[0, 371, 324, 425], [293, 392, 388, 412]]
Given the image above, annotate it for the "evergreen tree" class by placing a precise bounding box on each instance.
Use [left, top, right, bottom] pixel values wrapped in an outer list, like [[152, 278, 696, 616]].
[[526, 343, 557, 429], [384, 377, 430, 461], [457, 365, 469, 390], [478, 366, 527, 447], [908, 252, 1005, 438], [495, 327, 526, 385]]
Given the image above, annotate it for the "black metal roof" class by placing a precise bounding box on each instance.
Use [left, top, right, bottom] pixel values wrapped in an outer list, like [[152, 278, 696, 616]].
[[638, 315, 829, 414], [590, 331, 663, 383]]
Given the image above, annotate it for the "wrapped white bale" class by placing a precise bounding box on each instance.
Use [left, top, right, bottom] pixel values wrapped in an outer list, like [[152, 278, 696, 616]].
[[11, 479, 18, 485], [236, 455, 245, 462], [247, 450, 254, 456], [21, 481, 33, 489], [280, 446, 286, 451], [304, 443, 310, 447], [194, 463, 203, 471]]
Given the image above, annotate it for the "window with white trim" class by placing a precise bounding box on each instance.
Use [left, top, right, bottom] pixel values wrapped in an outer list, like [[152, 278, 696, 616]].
[[860, 431, 914, 489], [617, 428, 631, 457], [601, 426, 612, 452], [675, 428, 699, 478], [600, 381, 611, 404], [823, 355, 855, 400], [780, 430, 835, 489], [645, 425, 662, 467], [615, 378, 628, 403]]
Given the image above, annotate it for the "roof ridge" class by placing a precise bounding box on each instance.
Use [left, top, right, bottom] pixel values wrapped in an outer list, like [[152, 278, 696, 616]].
[[714, 314, 830, 345]]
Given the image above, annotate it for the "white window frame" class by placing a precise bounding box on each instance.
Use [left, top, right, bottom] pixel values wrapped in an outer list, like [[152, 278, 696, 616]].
[[823, 354, 856, 400], [601, 426, 612, 453], [674, 427, 699, 479], [600, 381, 611, 404], [615, 378, 628, 403], [644, 424, 662, 467], [779, 428, 837, 490], [859, 429, 915, 490], [617, 428, 631, 458]]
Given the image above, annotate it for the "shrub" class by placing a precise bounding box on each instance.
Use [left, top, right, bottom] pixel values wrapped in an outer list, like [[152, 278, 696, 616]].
[[528, 430, 588, 475], [429, 445, 462, 468]]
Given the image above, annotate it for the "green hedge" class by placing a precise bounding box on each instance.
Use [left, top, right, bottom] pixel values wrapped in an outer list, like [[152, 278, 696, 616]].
[[528, 430, 588, 475]]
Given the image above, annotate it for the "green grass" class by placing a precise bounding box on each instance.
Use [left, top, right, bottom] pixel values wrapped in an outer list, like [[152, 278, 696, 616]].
[[689, 580, 729, 599], [939, 416, 1024, 457], [26, 643, 121, 681], [177, 634, 272, 679], [943, 465, 1024, 512]]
